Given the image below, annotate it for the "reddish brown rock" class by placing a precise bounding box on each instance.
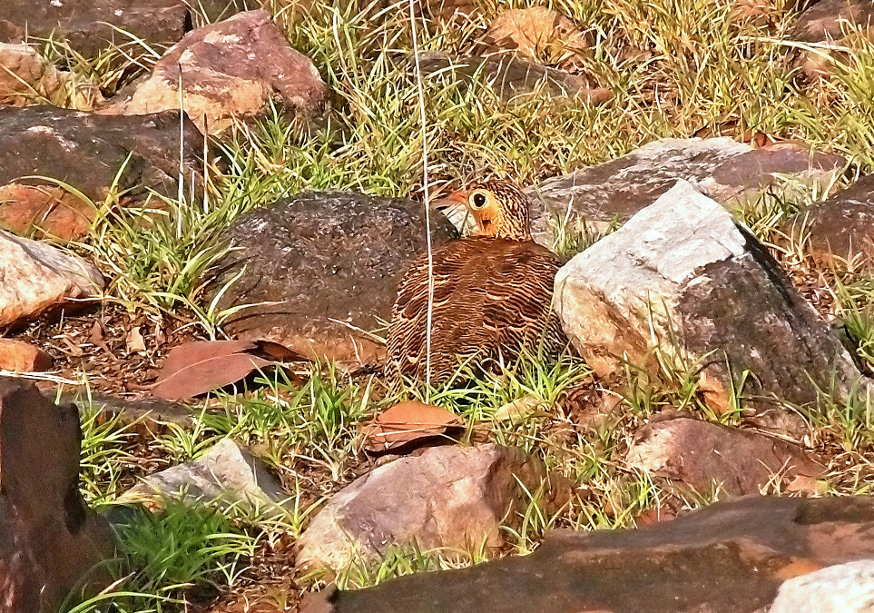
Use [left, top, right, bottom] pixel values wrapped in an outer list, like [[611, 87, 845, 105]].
[[296, 444, 570, 572], [0, 184, 96, 240], [306, 495, 874, 613], [0, 339, 52, 372], [0, 106, 207, 236], [791, 0, 874, 77], [208, 191, 455, 367], [0, 43, 102, 111], [107, 10, 328, 134], [0, 379, 114, 612], [799, 173, 874, 269], [0, 0, 188, 58], [626, 415, 821, 495], [0, 43, 64, 107]]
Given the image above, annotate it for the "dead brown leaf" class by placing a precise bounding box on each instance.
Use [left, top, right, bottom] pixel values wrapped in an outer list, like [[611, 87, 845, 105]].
[[150, 340, 289, 401], [361, 401, 464, 453], [126, 326, 147, 354]]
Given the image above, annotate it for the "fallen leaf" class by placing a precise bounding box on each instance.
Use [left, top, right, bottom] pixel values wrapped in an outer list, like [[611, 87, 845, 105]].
[[785, 474, 829, 494], [361, 401, 464, 453], [151, 340, 280, 400], [493, 395, 544, 422], [88, 320, 104, 344], [126, 326, 147, 354]]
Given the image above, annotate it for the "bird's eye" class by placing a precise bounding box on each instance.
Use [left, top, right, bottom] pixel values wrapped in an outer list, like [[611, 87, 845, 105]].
[[471, 192, 488, 209]]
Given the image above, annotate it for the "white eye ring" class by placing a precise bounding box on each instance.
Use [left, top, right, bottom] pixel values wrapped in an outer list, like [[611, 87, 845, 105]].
[[470, 192, 487, 209]]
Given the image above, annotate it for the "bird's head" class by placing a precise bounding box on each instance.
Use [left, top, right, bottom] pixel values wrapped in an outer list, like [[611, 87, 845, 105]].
[[445, 179, 532, 240]]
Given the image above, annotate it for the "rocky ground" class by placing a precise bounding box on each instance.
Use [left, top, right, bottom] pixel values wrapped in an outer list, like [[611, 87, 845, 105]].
[[3, 0, 874, 611]]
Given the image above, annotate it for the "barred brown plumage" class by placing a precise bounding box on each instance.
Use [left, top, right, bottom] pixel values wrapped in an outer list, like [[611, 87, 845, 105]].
[[385, 179, 567, 385]]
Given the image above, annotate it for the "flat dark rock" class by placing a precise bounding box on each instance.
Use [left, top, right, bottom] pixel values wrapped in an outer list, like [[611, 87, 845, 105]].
[[416, 52, 612, 103], [0, 106, 206, 204], [530, 138, 843, 243], [308, 495, 874, 613], [0, 0, 259, 57], [208, 192, 455, 366]]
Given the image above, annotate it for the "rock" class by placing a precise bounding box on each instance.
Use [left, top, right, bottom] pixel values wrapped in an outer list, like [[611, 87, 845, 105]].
[[0, 0, 189, 58], [530, 138, 844, 246], [791, 0, 872, 42], [0, 106, 206, 238], [0, 379, 114, 612], [480, 7, 590, 69], [553, 180, 865, 412], [0, 339, 52, 372], [0, 229, 103, 329], [791, 0, 874, 77], [0, 184, 97, 240], [417, 52, 612, 105], [626, 415, 821, 495], [64, 392, 197, 433], [770, 559, 874, 613], [295, 443, 570, 572], [107, 10, 328, 134], [798, 173, 874, 269], [121, 438, 287, 515], [0, 43, 103, 111], [0, 42, 63, 107], [312, 495, 874, 613], [207, 191, 455, 366]]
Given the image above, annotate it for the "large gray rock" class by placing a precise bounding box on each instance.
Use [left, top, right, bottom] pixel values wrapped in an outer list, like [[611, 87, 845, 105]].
[[0, 379, 114, 612], [553, 180, 865, 412], [304, 495, 874, 613], [296, 443, 570, 572], [528, 138, 843, 246], [108, 10, 328, 134], [121, 438, 287, 516], [627, 415, 821, 495], [770, 559, 874, 613], [0, 229, 103, 329], [208, 191, 455, 367]]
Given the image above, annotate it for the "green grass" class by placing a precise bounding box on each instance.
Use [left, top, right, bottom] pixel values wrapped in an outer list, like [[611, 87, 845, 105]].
[[24, 0, 874, 608]]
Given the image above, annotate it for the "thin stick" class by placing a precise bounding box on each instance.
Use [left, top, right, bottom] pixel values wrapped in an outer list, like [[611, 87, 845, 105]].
[[407, 0, 435, 399]]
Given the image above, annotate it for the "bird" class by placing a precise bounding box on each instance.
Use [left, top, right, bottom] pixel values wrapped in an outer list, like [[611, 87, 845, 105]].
[[385, 179, 567, 385]]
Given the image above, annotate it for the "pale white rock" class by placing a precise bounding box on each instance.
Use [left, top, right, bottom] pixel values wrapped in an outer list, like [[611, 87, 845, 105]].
[[770, 559, 874, 613], [0, 229, 103, 327], [554, 180, 865, 411]]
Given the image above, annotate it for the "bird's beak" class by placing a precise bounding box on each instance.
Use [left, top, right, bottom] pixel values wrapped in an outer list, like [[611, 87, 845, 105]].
[[447, 190, 469, 204]]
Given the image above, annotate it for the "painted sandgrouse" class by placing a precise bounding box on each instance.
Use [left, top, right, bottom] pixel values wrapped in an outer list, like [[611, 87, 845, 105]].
[[385, 179, 566, 384]]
